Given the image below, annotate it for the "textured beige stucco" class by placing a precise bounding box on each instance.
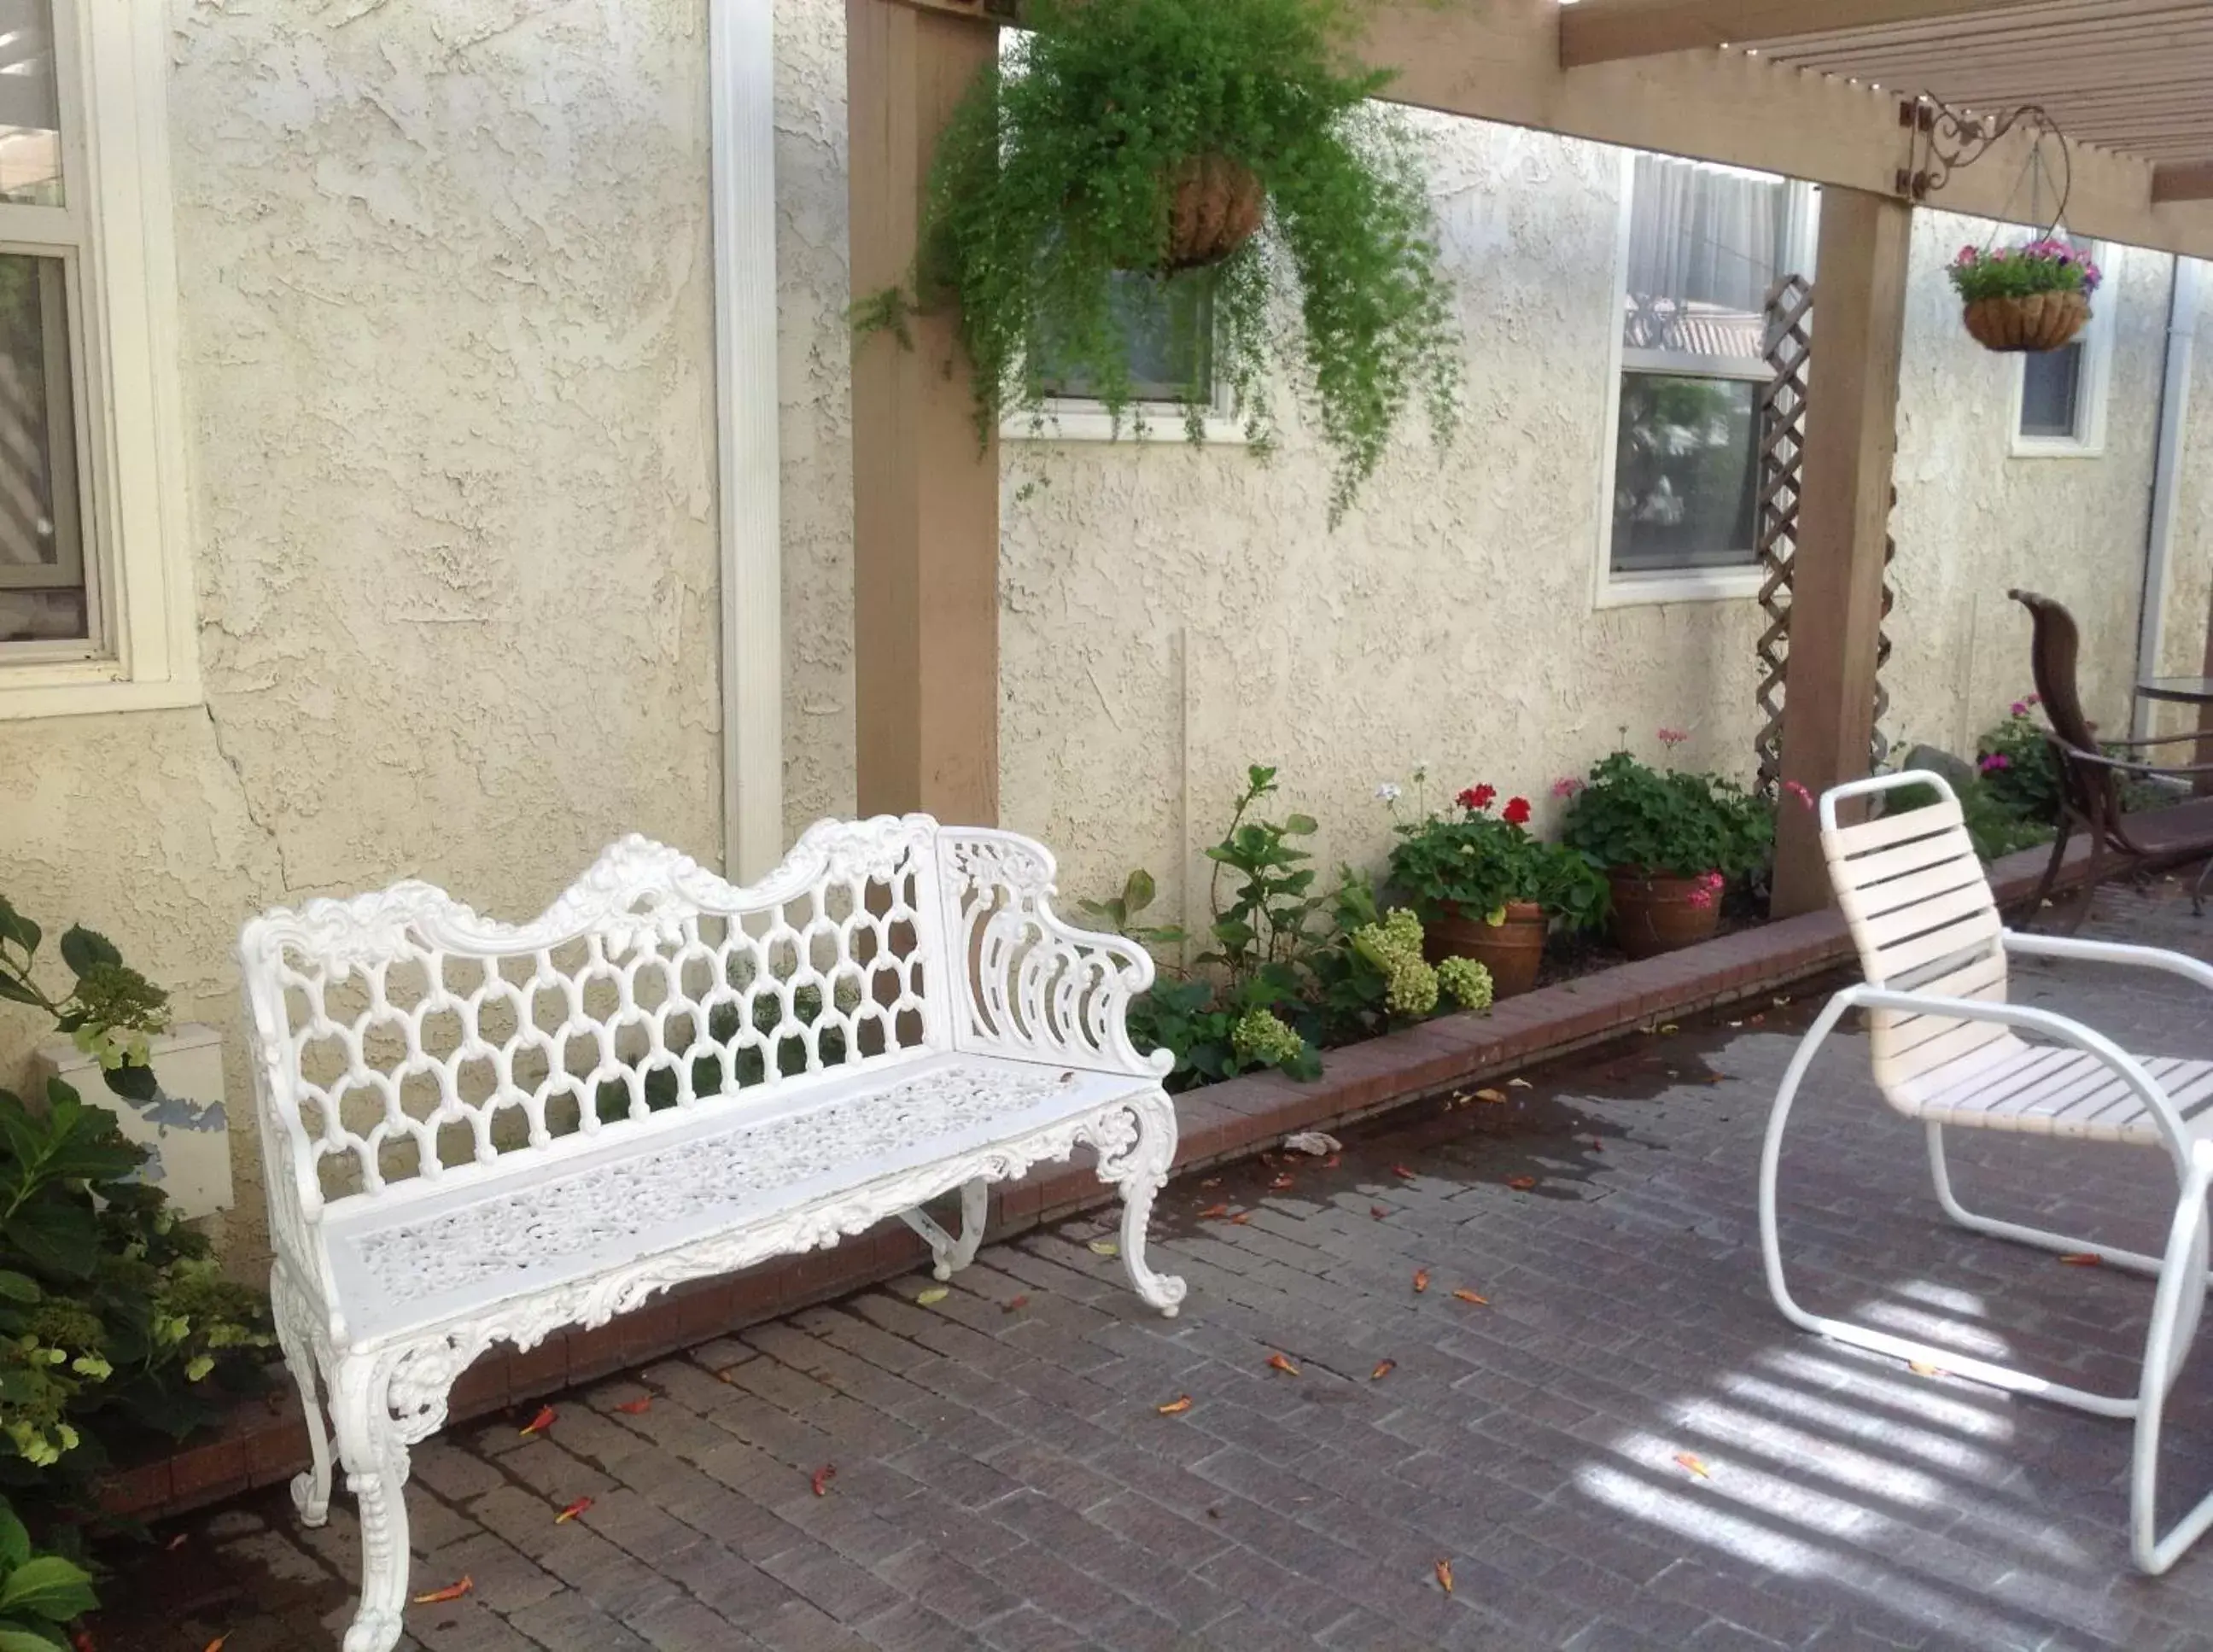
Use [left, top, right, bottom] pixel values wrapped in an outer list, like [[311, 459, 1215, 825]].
[[0, 0, 725, 1268], [1889, 210, 2175, 755]]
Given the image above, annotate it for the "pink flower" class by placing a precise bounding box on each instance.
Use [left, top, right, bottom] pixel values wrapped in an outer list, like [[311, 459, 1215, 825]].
[[1503, 797, 1532, 826], [1656, 727, 1689, 747], [1782, 779, 1813, 810], [1701, 872, 1725, 889], [1979, 752, 2011, 773], [1551, 776, 1585, 800], [2011, 701, 2028, 717], [2026, 692, 2041, 706], [1687, 888, 1714, 908]]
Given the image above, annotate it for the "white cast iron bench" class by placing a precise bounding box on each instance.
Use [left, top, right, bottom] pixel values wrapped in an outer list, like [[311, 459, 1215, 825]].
[[238, 819, 1183, 1652]]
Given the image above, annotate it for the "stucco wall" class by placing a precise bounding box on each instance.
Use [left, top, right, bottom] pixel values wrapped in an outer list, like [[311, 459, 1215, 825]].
[[1889, 210, 2176, 756], [772, 0, 2200, 945], [2158, 263, 2213, 732], [0, 0, 725, 1265]]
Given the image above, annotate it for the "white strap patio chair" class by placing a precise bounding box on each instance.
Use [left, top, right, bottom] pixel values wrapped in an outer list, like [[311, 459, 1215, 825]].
[[1760, 769, 2213, 1574]]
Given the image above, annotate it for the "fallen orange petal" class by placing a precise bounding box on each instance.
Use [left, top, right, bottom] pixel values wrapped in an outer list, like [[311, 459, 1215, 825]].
[[1413, 1269, 1430, 1293], [811, 1463, 836, 1497], [1369, 1205, 1389, 1220], [614, 1397, 653, 1416], [1198, 1202, 1233, 1219], [554, 1497, 594, 1524], [519, 1404, 556, 1437], [1434, 1558, 1454, 1596], [1266, 1352, 1301, 1376], [201, 1640, 226, 1652], [2059, 1252, 2103, 1266], [1229, 1211, 1252, 1225], [1157, 1394, 1194, 1416], [1392, 1165, 1416, 1180], [1002, 1293, 1030, 1313], [1370, 1358, 1397, 1381], [1452, 1289, 1489, 1305], [1323, 1154, 1340, 1169], [1674, 1453, 1711, 1480], [413, 1576, 475, 1604], [1507, 1176, 1537, 1192], [1269, 1174, 1295, 1191]]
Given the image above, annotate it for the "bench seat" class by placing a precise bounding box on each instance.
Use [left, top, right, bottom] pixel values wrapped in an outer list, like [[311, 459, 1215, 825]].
[[322, 1052, 1157, 1347]]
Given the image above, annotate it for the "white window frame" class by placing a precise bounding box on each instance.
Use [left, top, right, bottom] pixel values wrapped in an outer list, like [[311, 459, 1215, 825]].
[[0, 0, 195, 720], [1592, 151, 1816, 610], [2008, 242, 2117, 459], [1000, 271, 1249, 446]]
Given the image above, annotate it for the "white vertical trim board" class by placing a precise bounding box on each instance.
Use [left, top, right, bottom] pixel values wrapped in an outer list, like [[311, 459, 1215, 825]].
[[710, 0, 785, 880]]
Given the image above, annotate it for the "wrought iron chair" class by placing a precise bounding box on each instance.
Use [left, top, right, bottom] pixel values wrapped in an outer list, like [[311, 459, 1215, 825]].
[[1761, 769, 2213, 1573], [2011, 588, 2213, 930]]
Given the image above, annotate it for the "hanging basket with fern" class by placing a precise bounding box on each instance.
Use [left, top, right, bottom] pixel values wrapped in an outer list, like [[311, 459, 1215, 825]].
[[861, 0, 1462, 525], [1947, 239, 2099, 353]]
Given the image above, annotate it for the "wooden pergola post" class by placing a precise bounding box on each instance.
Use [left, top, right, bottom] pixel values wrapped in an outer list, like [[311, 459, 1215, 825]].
[[1771, 186, 1913, 917], [847, 2, 1001, 824]]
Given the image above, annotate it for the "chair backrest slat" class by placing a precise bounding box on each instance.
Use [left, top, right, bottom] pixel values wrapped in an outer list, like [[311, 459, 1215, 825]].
[[1821, 771, 2014, 1107]]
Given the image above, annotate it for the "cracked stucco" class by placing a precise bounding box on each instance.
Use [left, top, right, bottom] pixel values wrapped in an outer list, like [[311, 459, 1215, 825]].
[[0, 0, 722, 1268]]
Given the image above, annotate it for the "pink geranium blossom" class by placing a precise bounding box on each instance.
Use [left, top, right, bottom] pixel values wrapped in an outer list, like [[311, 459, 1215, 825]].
[[1782, 779, 1813, 809], [1656, 727, 1689, 747], [1551, 776, 1585, 800]]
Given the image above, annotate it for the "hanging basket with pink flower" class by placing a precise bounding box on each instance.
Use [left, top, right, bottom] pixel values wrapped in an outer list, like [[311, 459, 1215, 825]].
[[1947, 239, 2099, 353]]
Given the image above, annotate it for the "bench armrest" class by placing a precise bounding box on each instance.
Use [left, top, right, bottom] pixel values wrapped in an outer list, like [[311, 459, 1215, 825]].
[[937, 831, 1174, 1081]]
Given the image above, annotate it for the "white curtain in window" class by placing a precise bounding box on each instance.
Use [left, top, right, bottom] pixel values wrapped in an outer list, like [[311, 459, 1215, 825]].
[[1625, 155, 1804, 333]]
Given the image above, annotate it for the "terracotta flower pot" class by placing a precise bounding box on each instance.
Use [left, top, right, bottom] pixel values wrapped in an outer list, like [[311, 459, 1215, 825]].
[[1961, 289, 2089, 353], [1426, 900, 1547, 999], [1606, 870, 1721, 960], [1159, 154, 1266, 271]]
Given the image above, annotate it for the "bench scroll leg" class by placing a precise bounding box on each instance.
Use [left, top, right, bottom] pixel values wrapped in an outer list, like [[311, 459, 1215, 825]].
[[1094, 1090, 1187, 1318], [270, 1264, 334, 1526], [330, 1351, 418, 1652]]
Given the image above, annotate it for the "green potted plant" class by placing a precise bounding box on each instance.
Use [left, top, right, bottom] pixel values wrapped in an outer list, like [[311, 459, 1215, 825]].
[[1382, 779, 1606, 997], [861, 0, 1461, 524], [1558, 735, 1778, 958], [1947, 239, 2100, 353]]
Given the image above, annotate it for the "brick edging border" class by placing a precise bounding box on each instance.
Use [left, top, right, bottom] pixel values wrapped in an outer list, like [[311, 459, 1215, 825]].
[[99, 819, 2182, 1524]]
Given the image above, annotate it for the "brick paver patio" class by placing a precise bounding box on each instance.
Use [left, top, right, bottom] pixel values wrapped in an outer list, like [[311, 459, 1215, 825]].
[[96, 877, 2213, 1651]]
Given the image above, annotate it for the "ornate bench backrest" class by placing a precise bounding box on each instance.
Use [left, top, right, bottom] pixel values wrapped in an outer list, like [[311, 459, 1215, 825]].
[[239, 818, 949, 1235]]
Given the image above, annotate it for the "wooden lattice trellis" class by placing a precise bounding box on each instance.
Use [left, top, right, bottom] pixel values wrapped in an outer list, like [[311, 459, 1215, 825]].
[[1752, 273, 1895, 798]]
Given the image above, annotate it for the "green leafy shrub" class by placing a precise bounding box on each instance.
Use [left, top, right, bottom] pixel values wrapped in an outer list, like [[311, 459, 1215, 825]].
[[1887, 776, 2054, 862], [0, 905, 167, 1105], [1558, 740, 1775, 884], [1973, 697, 2063, 824], [0, 1493, 96, 1644], [1083, 768, 1490, 1090], [1383, 778, 1606, 928], [876, 0, 1461, 523], [0, 1081, 272, 1532]]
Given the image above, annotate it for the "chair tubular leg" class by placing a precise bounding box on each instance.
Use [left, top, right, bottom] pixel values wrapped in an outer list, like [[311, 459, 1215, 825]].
[[1760, 995, 2140, 1421], [1925, 1123, 2166, 1276], [2134, 1150, 2213, 1574]]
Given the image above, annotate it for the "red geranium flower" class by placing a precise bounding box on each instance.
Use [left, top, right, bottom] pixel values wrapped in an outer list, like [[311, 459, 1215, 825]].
[[1502, 797, 1532, 826], [1463, 784, 1497, 811]]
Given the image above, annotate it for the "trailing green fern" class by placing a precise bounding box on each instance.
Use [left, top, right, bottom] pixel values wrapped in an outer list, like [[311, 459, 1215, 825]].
[[873, 0, 1462, 524]]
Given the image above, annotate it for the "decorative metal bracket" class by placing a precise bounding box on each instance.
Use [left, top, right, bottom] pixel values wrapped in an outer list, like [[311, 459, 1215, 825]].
[[1895, 96, 2070, 229]]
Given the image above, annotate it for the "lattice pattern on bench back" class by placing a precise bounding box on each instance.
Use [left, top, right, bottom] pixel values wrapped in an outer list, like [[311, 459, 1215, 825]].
[[240, 818, 947, 1228]]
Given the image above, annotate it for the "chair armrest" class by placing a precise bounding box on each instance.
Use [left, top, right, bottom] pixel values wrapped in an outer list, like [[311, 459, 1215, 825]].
[[1846, 982, 2196, 1159], [2104, 729, 2213, 751], [2046, 744, 2213, 778], [2002, 930, 2213, 992]]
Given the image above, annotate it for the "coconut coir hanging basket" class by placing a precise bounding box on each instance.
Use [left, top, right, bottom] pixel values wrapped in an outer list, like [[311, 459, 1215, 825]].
[[1962, 289, 2089, 353], [1159, 154, 1266, 271]]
